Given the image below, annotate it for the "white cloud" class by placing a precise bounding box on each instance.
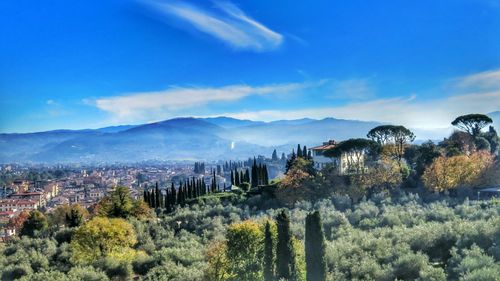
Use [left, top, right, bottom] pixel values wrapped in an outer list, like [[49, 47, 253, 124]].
[[91, 82, 308, 123], [146, 0, 283, 51], [455, 69, 500, 90], [330, 78, 374, 100], [219, 91, 500, 130]]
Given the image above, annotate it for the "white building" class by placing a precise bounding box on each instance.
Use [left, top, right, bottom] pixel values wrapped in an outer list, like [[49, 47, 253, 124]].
[[310, 140, 366, 174]]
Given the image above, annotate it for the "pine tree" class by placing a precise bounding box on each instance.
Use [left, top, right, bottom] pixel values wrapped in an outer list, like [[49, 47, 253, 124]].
[[276, 210, 296, 281], [305, 211, 327, 281], [264, 221, 275, 281]]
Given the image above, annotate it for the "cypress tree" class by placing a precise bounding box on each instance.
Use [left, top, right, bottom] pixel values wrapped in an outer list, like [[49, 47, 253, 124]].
[[171, 183, 177, 206], [251, 158, 258, 187], [150, 188, 156, 208], [230, 170, 234, 186], [155, 183, 161, 208], [263, 164, 269, 185], [276, 210, 296, 281], [305, 211, 327, 281], [272, 149, 278, 161], [240, 170, 244, 184], [235, 168, 240, 186], [245, 169, 250, 183], [297, 144, 303, 158], [264, 221, 275, 281]]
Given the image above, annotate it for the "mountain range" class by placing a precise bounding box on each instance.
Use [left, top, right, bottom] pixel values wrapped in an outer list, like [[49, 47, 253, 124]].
[[1, 113, 498, 164]]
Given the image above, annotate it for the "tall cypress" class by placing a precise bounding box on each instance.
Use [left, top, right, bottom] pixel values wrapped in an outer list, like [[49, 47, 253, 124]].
[[305, 211, 327, 281], [235, 168, 240, 186], [264, 221, 275, 281], [251, 158, 258, 187], [297, 144, 303, 158], [149, 188, 155, 208], [276, 210, 296, 281], [155, 182, 161, 208], [263, 164, 269, 185], [171, 183, 177, 206]]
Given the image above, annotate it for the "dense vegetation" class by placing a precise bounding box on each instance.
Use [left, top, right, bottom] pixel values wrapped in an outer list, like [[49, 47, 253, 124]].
[[1, 191, 498, 280], [1, 113, 499, 280]]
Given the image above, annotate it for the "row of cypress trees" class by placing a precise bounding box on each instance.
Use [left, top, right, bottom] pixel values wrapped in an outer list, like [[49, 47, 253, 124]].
[[229, 159, 269, 188], [264, 210, 327, 281], [251, 158, 269, 187], [143, 171, 223, 212], [230, 167, 250, 186]]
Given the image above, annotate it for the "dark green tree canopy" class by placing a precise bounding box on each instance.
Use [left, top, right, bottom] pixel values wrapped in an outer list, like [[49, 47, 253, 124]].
[[367, 125, 395, 145], [324, 138, 376, 158], [451, 114, 493, 136]]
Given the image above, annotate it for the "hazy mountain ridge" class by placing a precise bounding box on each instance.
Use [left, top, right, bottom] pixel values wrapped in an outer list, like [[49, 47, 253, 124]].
[[1, 113, 498, 163]]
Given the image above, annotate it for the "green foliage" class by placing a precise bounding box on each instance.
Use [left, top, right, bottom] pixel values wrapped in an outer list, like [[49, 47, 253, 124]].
[[1, 188, 499, 281], [225, 220, 264, 281], [305, 211, 327, 281], [20, 210, 48, 237], [264, 221, 275, 281], [71, 217, 137, 264], [452, 114, 493, 136], [276, 210, 297, 281]]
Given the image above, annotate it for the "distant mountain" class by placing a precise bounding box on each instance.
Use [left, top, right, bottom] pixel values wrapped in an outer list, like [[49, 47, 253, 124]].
[[202, 117, 264, 129], [0, 115, 456, 164], [225, 117, 381, 147], [488, 111, 500, 130]]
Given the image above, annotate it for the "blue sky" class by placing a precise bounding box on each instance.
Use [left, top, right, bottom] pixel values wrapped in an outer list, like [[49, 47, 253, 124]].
[[1, 0, 500, 133]]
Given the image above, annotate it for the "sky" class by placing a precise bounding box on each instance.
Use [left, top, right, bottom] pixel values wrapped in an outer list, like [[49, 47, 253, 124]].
[[1, 0, 500, 133]]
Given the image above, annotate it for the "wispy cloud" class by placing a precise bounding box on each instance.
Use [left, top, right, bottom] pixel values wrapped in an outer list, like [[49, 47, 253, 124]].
[[218, 71, 500, 131], [145, 0, 283, 51], [90, 82, 309, 123], [330, 78, 374, 100]]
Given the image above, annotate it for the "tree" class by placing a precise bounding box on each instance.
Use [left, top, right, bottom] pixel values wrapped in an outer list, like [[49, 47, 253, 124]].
[[272, 149, 278, 161], [20, 210, 48, 237], [98, 186, 133, 218], [130, 200, 152, 219], [71, 217, 137, 264], [264, 221, 275, 281], [8, 209, 30, 230], [276, 210, 297, 281], [390, 125, 416, 164], [367, 125, 394, 145], [422, 151, 493, 192], [305, 211, 327, 281], [367, 125, 415, 165], [65, 205, 87, 227], [225, 220, 264, 281], [205, 240, 231, 281], [451, 114, 493, 136]]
